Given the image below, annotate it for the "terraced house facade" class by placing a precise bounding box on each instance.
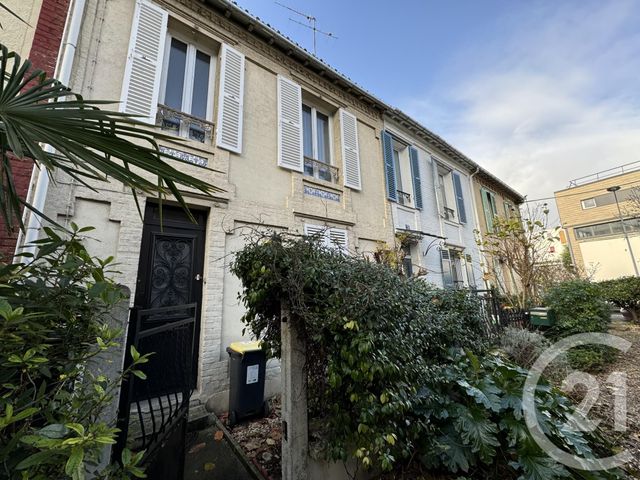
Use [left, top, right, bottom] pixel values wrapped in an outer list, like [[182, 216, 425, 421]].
[[7, 0, 522, 414]]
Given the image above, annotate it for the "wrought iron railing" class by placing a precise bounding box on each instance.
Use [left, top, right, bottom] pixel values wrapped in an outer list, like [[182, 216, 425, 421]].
[[397, 190, 411, 205], [114, 304, 197, 472], [304, 156, 339, 183], [156, 104, 215, 144]]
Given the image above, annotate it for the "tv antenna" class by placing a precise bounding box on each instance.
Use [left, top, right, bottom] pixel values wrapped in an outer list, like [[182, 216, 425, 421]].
[[275, 1, 337, 55]]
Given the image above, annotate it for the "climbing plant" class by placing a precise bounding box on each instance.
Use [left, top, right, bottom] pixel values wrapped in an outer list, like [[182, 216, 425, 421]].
[[232, 234, 626, 479]]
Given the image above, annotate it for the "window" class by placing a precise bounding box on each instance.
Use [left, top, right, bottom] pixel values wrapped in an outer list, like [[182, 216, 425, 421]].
[[481, 188, 499, 232], [441, 248, 464, 288], [303, 104, 333, 182], [465, 254, 476, 288], [504, 201, 515, 218], [581, 198, 597, 209], [436, 166, 457, 221], [303, 224, 348, 253], [401, 244, 413, 277], [159, 34, 215, 142], [575, 218, 640, 240]]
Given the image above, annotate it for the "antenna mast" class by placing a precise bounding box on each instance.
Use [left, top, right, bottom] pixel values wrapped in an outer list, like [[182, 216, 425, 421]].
[[275, 1, 337, 55]]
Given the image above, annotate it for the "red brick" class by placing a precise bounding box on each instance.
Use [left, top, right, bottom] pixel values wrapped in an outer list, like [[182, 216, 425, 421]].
[[0, 0, 71, 259]]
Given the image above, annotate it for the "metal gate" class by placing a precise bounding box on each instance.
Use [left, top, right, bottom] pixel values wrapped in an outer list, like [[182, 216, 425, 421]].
[[113, 303, 197, 480]]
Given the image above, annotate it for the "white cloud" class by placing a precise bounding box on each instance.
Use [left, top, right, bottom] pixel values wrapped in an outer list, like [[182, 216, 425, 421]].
[[399, 0, 640, 217]]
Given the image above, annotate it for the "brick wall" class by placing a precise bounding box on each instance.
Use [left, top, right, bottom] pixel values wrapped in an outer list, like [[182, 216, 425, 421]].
[[0, 0, 70, 260]]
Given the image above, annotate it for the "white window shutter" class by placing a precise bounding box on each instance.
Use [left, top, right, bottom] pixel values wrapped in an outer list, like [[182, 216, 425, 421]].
[[329, 228, 349, 254], [339, 109, 361, 190], [120, 0, 168, 124], [277, 75, 303, 171], [216, 44, 245, 153]]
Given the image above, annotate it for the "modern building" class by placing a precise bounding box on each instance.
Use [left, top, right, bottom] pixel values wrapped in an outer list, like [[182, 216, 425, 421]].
[[555, 162, 640, 281], [6, 0, 522, 415]]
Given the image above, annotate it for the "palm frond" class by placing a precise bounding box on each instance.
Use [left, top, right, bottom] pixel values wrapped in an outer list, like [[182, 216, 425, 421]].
[[0, 44, 223, 232]]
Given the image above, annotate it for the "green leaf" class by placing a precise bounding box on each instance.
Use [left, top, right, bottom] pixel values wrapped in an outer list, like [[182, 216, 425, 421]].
[[37, 423, 69, 439], [65, 446, 85, 480], [16, 450, 58, 470]]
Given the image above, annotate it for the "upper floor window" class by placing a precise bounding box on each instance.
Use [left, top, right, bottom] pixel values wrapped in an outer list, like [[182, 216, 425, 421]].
[[158, 34, 216, 143], [581, 198, 597, 209], [302, 104, 335, 182], [382, 131, 423, 209], [435, 163, 467, 224], [481, 188, 499, 232], [575, 218, 639, 240], [120, 1, 245, 153]]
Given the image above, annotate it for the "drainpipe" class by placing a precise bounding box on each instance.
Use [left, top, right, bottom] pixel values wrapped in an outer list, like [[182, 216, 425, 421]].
[[16, 0, 86, 260], [467, 166, 490, 288]]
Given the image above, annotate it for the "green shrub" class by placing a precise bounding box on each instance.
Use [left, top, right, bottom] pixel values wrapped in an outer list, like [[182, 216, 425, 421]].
[[545, 280, 610, 337], [544, 280, 613, 371], [419, 350, 623, 479], [0, 226, 148, 479], [599, 276, 640, 322], [498, 327, 569, 381], [232, 235, 624, 478]]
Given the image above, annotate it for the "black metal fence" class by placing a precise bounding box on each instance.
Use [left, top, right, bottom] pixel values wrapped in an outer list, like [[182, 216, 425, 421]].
[[471, 289, 530, 336], [114, 304, 197, 480]]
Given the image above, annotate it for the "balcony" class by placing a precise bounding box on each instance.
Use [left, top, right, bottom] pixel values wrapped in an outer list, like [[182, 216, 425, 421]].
[[304, 157, 339, 184], [156, 104, 215, 144]]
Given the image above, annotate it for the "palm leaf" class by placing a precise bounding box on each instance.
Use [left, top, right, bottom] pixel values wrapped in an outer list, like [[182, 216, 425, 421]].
[[0, 44, 223, 232]]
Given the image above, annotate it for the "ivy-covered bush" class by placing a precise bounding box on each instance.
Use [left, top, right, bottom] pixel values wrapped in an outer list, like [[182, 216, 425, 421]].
[[599, 276, 640, 322], [0, 226, 148, 479], [232, 235, 625, 478]]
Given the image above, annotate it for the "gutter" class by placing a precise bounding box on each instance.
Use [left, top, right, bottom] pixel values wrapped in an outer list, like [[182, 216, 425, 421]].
[[16, 0, 86, 260]]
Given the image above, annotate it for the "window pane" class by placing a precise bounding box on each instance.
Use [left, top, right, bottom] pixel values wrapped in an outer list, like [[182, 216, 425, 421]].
[[165, 38, 187, 110], [575, 226, 593, 239], [302, 105, 313, 159], [593, 223, 611, 237], [610, 221, 624, 234], [191, 50, 211, 119], [316, 112, 330, 163], [394, 150, 402, 192]]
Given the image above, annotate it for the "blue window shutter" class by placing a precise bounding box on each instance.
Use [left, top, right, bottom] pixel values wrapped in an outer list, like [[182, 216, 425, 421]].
[[409, 146, 422, 209], [452, 172, 467, 223], [382, 130, 397, 201]]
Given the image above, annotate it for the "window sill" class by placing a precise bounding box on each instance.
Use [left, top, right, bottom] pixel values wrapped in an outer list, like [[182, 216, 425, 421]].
[[300, 174, 343, 193], [156, 132, 217, 157]]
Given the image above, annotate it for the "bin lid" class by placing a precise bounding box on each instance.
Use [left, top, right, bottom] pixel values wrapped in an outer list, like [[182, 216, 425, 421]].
[[228, 340, 262, 354]]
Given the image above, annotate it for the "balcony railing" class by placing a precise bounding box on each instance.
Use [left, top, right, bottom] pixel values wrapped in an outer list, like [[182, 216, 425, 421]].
[[304, 157, 339, 184], [156, 104, 215, 144], [397, 190, 411, 206]]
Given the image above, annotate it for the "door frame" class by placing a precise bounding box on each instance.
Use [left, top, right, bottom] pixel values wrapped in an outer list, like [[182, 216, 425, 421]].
[[132, 202, 208, 386]]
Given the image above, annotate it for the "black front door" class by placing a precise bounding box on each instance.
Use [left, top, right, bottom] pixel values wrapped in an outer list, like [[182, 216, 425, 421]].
[[133, 203, 207, 385]]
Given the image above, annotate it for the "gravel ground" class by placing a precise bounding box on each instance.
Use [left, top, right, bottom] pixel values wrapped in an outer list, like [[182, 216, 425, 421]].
[[588, 320, 640, 477]]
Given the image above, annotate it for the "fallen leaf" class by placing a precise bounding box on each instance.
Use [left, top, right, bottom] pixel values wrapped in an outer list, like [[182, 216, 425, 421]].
[[214, 430, 224, 441], [204, 463, 215, 471], [266, 438, 275, 446], [188, 442, 206, 454]]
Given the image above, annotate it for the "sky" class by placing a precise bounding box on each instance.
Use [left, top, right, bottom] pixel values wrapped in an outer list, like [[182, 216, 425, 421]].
[[234, 0, 640, 222]]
